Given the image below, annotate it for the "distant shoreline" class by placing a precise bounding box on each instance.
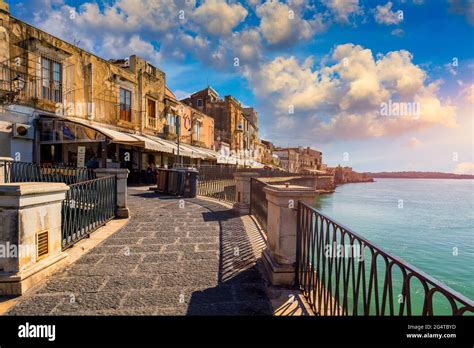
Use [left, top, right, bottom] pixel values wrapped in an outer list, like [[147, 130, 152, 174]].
[[368, 172, 474, 180]]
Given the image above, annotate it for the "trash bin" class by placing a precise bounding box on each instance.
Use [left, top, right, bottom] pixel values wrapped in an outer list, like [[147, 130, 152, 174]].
[[167, 169, 178, 195], [183, 169, 199, 198], [175, 169, 186, 196], [156, 168, 169, 194]]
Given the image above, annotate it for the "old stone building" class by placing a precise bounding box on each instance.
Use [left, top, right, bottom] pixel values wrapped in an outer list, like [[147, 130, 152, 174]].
[[163, 88, 216, 166], [0, 1, 218, 176], [256, 139, 275, 165], [274, 146, 324, 173], [180, 86, 260, 163]]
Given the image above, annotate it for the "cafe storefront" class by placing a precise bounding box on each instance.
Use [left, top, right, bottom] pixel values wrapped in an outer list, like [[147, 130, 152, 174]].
[[38, 116, 144, 169], [37, 116, 219, 183]]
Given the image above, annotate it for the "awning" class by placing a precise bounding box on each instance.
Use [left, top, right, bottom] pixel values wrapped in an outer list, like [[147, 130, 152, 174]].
[[194, 147, 219, 160], [130, 134, 172, 154], [53, 116, 143, 146], [144, 135, 188, 156], [178, 143, 207, 159], [41, 115, 218, 160]]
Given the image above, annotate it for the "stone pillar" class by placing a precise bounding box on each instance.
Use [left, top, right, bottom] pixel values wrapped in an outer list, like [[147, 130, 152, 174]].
[[232, 172, 260, 215], [0, 157, 13, 184], [95, 168, 130, 218], [262, 184, 318, 286], [0, 182, 69, 295]]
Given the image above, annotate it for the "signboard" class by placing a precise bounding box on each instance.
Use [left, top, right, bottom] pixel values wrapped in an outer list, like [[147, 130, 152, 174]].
[[77, 146, 86, 168]]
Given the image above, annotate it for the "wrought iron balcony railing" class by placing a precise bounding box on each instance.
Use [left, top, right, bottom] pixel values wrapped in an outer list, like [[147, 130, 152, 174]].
[[147, 116, 157, 129]]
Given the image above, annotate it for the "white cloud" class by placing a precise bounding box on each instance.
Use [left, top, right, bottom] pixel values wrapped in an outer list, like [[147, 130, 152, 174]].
[[101, 34, 161, 64], [445, 62, 458, 76], [322, 0, 361, 23], [192, 0, 248, 36], [448, 0, 474, 26], [256, 1, 325, 46], [454, 162, 474, 174], [391, 28, 404, 37], [406, 137, 422, 147], [374, 2, 403, 25], [245, 43, 457, 141]]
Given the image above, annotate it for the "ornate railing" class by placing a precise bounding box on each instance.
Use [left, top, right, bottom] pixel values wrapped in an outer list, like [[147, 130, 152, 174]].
[[249, 178, 268, 232], [62, 176, 116, 249], [2, 160, 96, 185], [197, 165, 317, 204], [197, 165, 236, 203], [296, 202, 474, 316]]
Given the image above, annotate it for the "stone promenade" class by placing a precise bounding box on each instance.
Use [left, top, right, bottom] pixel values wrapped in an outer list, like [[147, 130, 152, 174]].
[[6, 189, 273, 315]]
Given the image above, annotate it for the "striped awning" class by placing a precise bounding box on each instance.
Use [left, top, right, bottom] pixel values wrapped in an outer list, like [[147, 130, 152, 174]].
[[54, 116, 142, 145], [43, 115, 218, 160], [129, 134, 173, 154]]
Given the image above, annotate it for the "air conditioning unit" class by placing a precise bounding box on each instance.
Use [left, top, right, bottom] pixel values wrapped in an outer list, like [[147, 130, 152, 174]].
[[12, 123, 34, 139]]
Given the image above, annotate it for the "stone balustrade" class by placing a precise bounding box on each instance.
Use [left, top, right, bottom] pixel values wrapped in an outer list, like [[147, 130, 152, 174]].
[[0, 182, 69, 295], [95, 168, 130, 218], [232, 172, 260, 215], [262, 184, 318, 286]]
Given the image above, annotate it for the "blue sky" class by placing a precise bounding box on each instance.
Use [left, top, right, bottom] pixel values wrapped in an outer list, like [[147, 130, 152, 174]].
[[7, 0, 474, 172]]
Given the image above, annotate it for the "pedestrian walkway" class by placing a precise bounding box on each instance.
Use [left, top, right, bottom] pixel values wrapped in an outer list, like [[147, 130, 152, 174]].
[[6, 189, 273, 315]]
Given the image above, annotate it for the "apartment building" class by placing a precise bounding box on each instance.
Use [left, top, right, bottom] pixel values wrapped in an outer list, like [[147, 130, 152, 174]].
[[0, 1, 218, 175], [274, 146, 324, 173], [180, 87, 259, 160]]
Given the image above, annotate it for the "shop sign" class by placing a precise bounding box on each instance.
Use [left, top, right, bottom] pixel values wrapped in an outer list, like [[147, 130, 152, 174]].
[[77, 146, 86, 168]]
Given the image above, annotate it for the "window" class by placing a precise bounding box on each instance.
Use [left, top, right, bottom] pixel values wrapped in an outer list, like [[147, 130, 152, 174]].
[[147, 99, 156, 118], [195, 122, 201, 142], [41, 57, 62, 102], [147, 99, 156, 128], [146, 63, 156, 77], [197, 99, 203, 107], [167, 114, 176, 133], [119, 88, 132, 122]]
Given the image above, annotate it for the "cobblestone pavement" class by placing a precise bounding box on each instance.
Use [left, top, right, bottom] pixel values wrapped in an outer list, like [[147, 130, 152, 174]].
[[7, 189, 273, 315]]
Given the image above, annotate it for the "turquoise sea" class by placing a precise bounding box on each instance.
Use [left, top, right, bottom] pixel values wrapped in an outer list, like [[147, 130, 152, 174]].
[[315, 178, 474, 301]]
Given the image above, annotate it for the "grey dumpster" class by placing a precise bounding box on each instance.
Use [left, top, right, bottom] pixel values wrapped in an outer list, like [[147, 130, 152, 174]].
[[183, 169, 199, 198]]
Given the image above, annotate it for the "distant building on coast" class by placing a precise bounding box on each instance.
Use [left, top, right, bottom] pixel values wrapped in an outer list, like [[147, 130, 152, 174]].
[[326, 165, 374, 184], [273, 146, 324, 174]]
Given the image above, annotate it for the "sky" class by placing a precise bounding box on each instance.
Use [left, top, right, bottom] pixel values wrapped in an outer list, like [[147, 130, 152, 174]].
[[7, 0, 474, 172]]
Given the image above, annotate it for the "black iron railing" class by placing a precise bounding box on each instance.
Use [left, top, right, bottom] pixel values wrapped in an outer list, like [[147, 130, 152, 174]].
[[62, 176, 116, 249], [196, 165, 317, 203], [249, 178, 268, 232], [296, 202, 474, 316], [197, 165, 236, 203], [2, 160, 96, 185]]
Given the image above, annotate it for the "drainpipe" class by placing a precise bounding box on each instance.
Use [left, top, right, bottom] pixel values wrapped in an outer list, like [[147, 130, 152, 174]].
[[138, 68, 143, 132]]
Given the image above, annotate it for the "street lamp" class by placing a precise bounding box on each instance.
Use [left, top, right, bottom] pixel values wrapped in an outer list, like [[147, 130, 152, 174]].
[[177, 105, 184, 166], [12, 75, 25, 92]]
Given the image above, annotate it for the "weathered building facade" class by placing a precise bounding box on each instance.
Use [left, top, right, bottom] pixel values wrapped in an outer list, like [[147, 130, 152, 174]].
[[0, 1, 218, 177], [256, 139, 275, 165], [181, 87, 259, 161], [274, 146, 324, 173]]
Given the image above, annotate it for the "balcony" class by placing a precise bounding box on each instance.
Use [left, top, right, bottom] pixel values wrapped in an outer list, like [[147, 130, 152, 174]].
[[0, 50, 74, 112], [147, 117, 157, 129], [191, 139, 206, 148], [163, 124, 177, 141]]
